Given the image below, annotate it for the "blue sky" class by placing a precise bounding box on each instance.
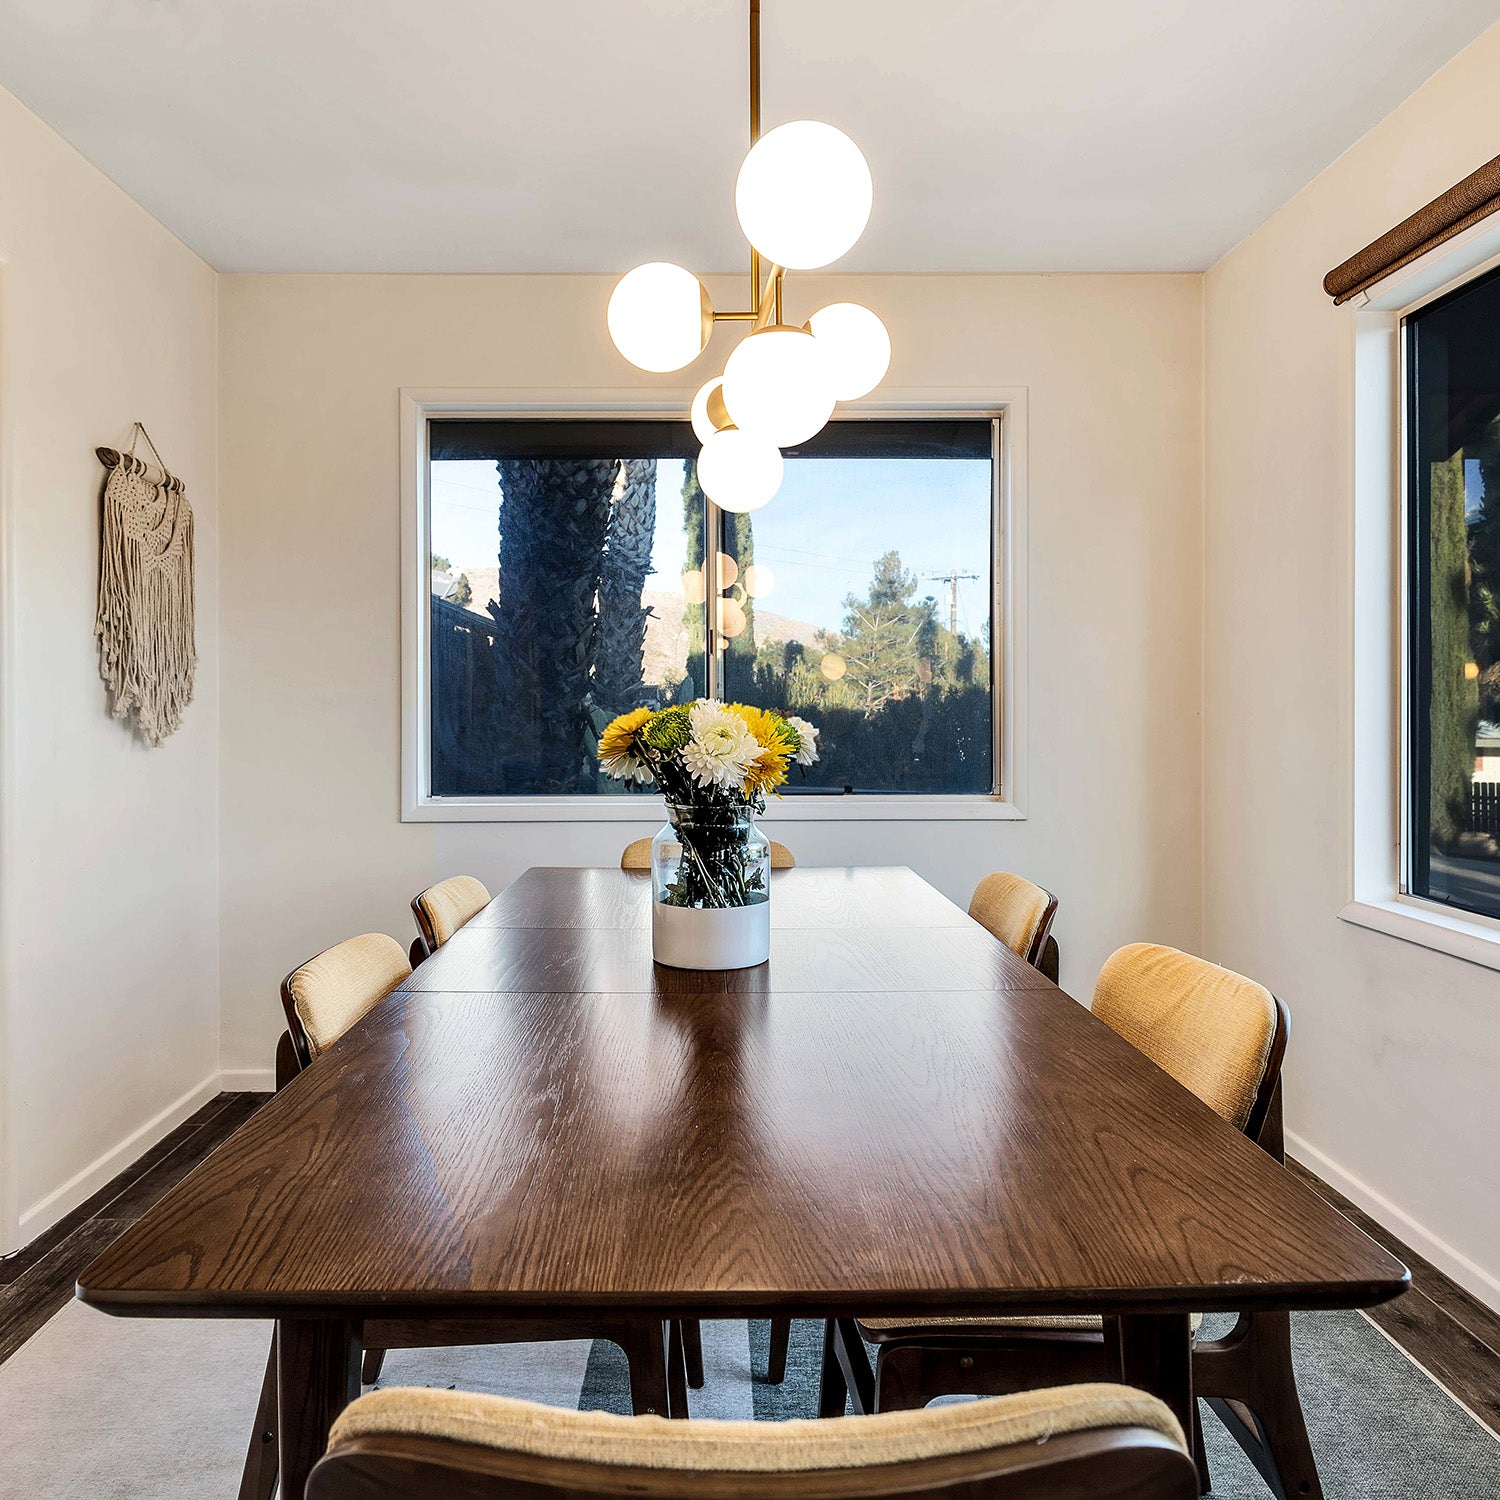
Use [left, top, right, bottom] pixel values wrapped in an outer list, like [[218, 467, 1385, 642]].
[[431, 456, 992, 637]]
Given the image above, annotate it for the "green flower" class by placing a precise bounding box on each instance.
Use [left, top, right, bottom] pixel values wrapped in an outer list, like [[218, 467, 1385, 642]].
[[643, 705, 692, 753]]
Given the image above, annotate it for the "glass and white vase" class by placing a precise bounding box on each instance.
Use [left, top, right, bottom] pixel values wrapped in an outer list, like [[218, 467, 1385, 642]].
[[650, 803, 771, 969]]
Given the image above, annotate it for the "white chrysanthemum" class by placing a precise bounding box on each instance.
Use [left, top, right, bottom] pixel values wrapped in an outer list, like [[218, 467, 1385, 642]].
[[682, 700, 758, 790], [600, 750, 652, 784], [786, 715, 821, 766]]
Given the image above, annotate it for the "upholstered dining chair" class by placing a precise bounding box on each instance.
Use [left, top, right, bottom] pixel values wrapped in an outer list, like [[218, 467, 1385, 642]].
[[967, 871, 1059, 979], [246, 934, 682, 1500], [621, 837, 798, 871], [826, 944, 1306, 1500], [409, 874, 490, 965], [307, 1382, 1199, 1500]]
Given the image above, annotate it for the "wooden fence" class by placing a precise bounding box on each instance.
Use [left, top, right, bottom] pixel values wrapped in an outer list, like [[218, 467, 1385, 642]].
[[1472, 781, 1500, 837], [430, 595, 503, 795]]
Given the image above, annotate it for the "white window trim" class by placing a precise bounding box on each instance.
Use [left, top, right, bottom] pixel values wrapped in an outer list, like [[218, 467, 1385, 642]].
[[1342, 215, 1500, 970], [400, 385, 1028, 823]]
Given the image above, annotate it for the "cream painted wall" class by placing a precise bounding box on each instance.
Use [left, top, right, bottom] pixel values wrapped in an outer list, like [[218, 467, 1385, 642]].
[[0, 85, 219, 1247], [217, 271, 1204, 1079], [1204, 24, 1500, 1301]]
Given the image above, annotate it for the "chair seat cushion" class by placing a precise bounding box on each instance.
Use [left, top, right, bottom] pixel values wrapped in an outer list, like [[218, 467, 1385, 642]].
[[858, 1312, 1205, 1340]]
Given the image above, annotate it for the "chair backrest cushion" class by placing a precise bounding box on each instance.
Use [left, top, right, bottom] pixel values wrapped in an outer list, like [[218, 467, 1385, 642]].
[[968, 872, 1052, 959], [287, 933, 411, 1057], [328, 1381, 1184, 1473], [1092, 943, 1277, 1131], [417, 875, 491, 947]]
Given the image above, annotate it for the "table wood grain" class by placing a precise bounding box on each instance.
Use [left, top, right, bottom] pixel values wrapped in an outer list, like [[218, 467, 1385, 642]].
[[76, 866, 1407, 1494]]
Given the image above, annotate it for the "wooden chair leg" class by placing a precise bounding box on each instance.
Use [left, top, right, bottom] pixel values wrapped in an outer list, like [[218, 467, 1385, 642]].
[[680, 1319, 704, 1389], [1197, 1311, 1322, 1500], [666, 1318, 689, 1418], [360, 1346, 386, 1384], [817, 1318, 848, 1418], [766, 1315, 792, 1384], [1190, 1399, 1212, 1495], [832, 1319, 877, 1415], [237, 1335, 279, 1500], [615, 1320, 672, 1418]]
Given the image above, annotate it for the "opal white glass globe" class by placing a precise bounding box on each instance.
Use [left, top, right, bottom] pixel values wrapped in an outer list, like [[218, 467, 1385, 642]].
[[691, 377, 732, 444], [809, 302, 891, 400], [607, 263, 712, 373], [736, 121, 873, 270], [696, 428, 783, 514], [722, 326, 835, 448]]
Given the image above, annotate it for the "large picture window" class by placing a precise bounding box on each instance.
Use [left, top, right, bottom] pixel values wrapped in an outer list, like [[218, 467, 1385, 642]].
[[1406, 263, 1500, 920], [423, 417, 997, 801]]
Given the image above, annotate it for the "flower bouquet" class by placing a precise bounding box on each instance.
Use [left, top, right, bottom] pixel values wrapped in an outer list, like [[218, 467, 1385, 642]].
[[598, 700, 820, 969]]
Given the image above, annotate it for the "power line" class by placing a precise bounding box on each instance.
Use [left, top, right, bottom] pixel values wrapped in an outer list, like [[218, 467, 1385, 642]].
[[922, 569, 980, 637]]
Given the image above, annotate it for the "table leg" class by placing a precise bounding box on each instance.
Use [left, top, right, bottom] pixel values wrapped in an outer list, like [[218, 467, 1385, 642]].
[[276, 1317, 361, 1500], [1117, 1313, 1195, 1446]]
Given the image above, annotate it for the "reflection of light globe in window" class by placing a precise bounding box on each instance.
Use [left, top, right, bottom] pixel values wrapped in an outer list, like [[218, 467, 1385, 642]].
[[681, 568, 705, 604], [715, 554, 739, 591], [742, 564, 774, 599], [716, 596, 748, 639], [820, 652, 847, 681]]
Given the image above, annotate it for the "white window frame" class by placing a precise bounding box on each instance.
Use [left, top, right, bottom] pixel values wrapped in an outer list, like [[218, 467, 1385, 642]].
[[400, 386, 1028, 823], [1342, 215, 1500, 970]]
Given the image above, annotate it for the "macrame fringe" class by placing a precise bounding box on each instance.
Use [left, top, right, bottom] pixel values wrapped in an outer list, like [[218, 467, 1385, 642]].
[[94, 450, 197, 746]]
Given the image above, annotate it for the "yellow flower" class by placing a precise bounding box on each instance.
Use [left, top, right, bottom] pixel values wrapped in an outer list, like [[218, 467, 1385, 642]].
[[597, 706, 654, 783], [727, 704, 795, 797]]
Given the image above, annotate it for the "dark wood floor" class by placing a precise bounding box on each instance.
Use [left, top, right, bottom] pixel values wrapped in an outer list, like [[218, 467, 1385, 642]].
[[1, 1092, 1496, 1438]]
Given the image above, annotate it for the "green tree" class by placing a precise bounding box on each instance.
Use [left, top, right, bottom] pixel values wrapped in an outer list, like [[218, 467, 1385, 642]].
[[839, 551, 938, 709], [1429, 451, 1480, 847], [495, 458, 618, 791], [431, 553, 452, 573], [681, 466, 707, 695], [594, 459, 656, 714], [450, 572, 473, 607]]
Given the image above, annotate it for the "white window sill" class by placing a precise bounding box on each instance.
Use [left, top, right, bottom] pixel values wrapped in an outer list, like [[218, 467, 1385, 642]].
[[403, 795, 1025, 825], [1339, 896, 1500, 974]]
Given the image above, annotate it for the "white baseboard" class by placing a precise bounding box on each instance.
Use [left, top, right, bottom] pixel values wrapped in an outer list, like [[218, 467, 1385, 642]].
[[1288, 1129, 1500, 1313], [219, 1068, 275, 1093], [17, 1071, 222, 1243]]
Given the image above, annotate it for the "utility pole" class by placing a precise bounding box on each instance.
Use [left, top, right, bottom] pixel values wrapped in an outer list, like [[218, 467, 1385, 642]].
[[923, 569, 979, 638]]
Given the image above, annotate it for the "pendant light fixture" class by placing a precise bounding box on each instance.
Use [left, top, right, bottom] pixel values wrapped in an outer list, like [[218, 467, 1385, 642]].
[[606, 0, 890, 512]]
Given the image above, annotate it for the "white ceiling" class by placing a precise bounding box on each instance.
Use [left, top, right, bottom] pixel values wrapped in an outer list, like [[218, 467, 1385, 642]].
[[1, 0, 1496, 274]]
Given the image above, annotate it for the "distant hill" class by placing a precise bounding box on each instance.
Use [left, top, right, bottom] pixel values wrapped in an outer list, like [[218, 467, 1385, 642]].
[[451, 569, 820, 686]]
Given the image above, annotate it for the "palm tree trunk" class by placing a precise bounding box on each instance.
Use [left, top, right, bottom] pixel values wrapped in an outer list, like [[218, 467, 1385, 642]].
[[593, 459, 657, 714], [495, 458, 619, 791]]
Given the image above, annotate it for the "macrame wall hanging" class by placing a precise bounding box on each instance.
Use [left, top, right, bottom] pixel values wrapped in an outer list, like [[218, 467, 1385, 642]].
[[94, 424, 196, 746]]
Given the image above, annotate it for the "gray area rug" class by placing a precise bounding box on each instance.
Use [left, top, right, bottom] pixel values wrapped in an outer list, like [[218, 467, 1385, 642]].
[[1, 1302, 1495, 1497]]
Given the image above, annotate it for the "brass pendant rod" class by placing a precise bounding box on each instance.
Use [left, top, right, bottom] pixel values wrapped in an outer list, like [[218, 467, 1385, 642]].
[[711, 0, 780, 328], [749, 0, 762, 311]]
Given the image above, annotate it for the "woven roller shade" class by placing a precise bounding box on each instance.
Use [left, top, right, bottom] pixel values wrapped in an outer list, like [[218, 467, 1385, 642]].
[[1324, 152, 1500, 305]]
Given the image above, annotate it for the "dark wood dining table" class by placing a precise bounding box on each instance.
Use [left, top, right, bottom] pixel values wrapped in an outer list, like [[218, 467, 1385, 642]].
[[77, 866, 1408, 1498]]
